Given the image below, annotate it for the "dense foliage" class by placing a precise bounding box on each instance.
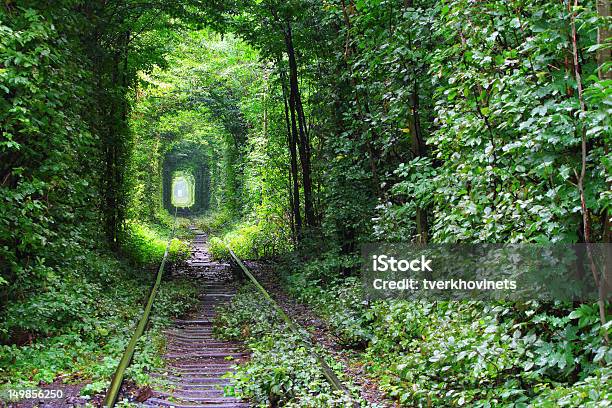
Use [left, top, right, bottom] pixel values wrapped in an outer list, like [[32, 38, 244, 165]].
[[0, 0, 196, 335], [1, 0, 610, 405], [281, 259, 611, 406], [0, 1, 198, 398], [193, 0, 611, 249], [0, 251, 197, 400], [197, 2, 611, 402]]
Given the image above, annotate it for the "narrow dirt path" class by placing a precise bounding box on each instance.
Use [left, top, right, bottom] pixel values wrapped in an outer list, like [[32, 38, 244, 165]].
[[144, 231, 250, 408]]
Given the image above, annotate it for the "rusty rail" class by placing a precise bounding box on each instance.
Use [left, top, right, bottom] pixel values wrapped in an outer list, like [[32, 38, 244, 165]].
[[103, 209, 178, 407], [226, 247, 358, 405]]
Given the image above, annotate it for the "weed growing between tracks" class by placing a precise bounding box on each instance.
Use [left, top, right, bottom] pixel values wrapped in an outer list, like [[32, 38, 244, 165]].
[[214, 283, 363, 407], [0, 224, 197, 401], [194, 211, 292, 261]]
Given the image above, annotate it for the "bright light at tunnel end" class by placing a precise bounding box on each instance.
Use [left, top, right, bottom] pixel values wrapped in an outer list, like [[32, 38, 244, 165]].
[[171, 172, 195, 208]]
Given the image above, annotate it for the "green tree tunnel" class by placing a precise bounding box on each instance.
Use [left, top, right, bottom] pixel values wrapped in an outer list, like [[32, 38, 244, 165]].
[[1, 2, 610, 406]]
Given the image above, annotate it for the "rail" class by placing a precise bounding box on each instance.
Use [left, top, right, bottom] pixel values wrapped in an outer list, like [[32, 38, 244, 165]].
[[103, 209, 178, 407], [102, 217, 356, 406], [226, 247, 358, 405]]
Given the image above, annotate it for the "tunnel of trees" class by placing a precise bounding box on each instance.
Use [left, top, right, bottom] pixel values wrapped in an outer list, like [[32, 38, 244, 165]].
[[0, 0, 610, 406]]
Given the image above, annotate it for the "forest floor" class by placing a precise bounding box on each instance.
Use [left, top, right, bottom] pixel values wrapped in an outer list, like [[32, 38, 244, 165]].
[[242, 261, 398, 408]]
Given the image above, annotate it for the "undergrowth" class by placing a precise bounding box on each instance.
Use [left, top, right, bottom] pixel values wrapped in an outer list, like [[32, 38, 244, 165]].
[[194, 210, 236, 235], [213, 283, 363, 407], [280, 252, 611, 407], [200, 210, 292, 261], [209, 223, 264, 260], [122, 220, 190, 266], [0, 220, 197, 403]]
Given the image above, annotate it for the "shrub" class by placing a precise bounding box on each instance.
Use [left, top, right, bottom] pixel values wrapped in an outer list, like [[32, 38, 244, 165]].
[[279, 253, 611, 406], [0, 259, 198, 394], [209, 221, 290, 260], [285, 274, 372, 348], [194, 210, 235, 234], [360, 300, 610, 406], [122, 221, 189, 267]]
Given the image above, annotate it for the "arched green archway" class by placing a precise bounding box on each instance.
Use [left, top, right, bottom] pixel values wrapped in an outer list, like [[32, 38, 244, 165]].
[[162, 141, 210, 216]]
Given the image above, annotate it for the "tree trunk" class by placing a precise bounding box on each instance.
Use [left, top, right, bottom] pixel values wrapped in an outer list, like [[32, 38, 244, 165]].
[[407, 83, 428, 243], [597, 0, 611, 80], [597, 1, 611, 244], [571, 0, 609, 344], [339, 0, 380, 193], [284, 22, 316, 229], [280, 62, 302, 240], [404, 0, 429, 243], [104, 49, 121, 248]]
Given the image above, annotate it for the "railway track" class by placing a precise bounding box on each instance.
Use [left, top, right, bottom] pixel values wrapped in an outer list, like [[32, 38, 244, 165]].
[[143, 230, 250, 408], [105, 223, 355, 407]]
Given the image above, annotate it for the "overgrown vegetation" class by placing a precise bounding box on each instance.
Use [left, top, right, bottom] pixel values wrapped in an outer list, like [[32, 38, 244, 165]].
[[122, 221, 190, 266], [0, 2, 200, 399], [0, 206, 194, 398], [198, 0, 611, 403], [0, 249, 197, 399], [1, 0, 610, 405], [214, 284, 361, 407], [280, 258, 611, 406]]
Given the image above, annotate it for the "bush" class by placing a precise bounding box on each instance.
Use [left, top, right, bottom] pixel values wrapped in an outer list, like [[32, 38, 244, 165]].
[[279, 252, 372, 348], [286, 274, 372, 348], [278, 253, 611, 406], [530, 367, 611, 407], [168, 238, 190, 264], [209, 236, 230, 259], [220, 223, 261, 259], [122, 221, 189, 267], [362, 301, 611, 406], [0, 252, 198, 395], [209, 221, 290, 260], [195, 210, 235, 234]]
